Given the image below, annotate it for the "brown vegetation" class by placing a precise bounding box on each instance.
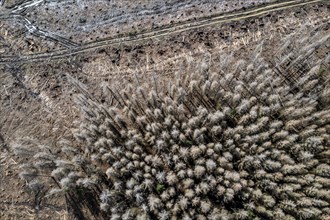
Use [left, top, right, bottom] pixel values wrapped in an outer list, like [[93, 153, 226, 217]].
[[0, 1, 329, 219], [12, 25, 330, 219]]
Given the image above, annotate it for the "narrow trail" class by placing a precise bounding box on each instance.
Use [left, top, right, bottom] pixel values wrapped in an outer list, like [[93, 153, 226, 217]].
[[0, 0, 327, 64]]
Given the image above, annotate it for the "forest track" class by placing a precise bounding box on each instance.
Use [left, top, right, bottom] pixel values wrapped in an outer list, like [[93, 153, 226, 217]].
[[0, 0, 327, 64]]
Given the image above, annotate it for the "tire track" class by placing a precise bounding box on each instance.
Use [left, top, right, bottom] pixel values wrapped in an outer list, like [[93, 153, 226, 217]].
[[0, 0, 327, 64], [1, 0, 79, 49]]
